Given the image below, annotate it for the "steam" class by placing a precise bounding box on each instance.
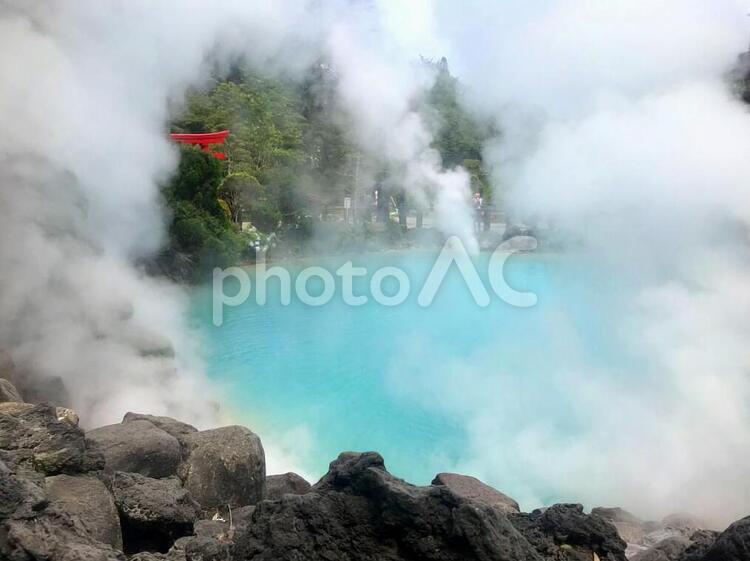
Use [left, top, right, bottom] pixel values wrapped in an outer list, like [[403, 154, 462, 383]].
[[394, 0, 750, 525], [0, 1, 476, 429], [0, 1, 318, 427], [325, 11, 478, 252]]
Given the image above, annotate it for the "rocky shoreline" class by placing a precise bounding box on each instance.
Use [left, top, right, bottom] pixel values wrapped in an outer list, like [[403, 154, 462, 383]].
[[1, 376, 748, 561]]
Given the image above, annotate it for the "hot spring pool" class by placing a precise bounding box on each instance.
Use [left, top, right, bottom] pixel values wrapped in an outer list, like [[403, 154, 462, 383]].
[[190, 249, 642, 506]]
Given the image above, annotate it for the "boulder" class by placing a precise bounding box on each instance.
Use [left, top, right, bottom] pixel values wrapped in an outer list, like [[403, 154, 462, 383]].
[[46, 473, 123, 550], [180, 426, 265, 510], [232, 451, 545, 561], [264, 472, 311, 500], [698, 515, 750, 561], [0, 459, 47, 519], [86, 420, 181, 478], [122, 413, 197, 450], [510, 504, 628, 561], [677, 530, 719, 561], [432, 472, 520, 513], [112, 471, 200, 554], [1, 460, 123, 561], [1, 507, 125, 561], [0, 402, 103, 475], [0, 378, 23, 403]]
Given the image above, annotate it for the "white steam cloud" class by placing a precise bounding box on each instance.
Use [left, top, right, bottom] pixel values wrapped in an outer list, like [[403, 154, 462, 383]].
[[388, 0, 750, 526], [0, 1, 476, 428]]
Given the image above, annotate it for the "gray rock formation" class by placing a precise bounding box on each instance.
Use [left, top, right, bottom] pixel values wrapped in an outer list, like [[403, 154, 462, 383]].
[[676, 530, 720, 561], [0, 459, 46, 519], [234, 451, 540, 561], [180, 425, 265, 510], [3, 400, 746, 561], [264, 472, 311, 500], [46, 473, 123, 550], [0, 402, 103, 475], [0, 458, 123, 561], [231, 451, 627, 561], [86, 419, 181, 478], [432, 471, 520, 513], [2, 507, 126, 561], [112, 471, 200, 554], [510, 503, 627, 561], [0, 378, 23, 403], [697, 516, 750, 561]]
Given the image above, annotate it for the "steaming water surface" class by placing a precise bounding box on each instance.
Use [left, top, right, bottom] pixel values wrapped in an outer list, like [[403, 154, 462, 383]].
[[191, 249, 636, 501]]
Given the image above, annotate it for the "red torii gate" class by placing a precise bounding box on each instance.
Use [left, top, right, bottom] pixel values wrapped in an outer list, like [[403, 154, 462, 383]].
[[170, 129, 229, 160]]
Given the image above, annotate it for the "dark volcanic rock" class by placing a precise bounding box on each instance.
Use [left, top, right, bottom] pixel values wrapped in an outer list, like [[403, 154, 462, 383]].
[[698, 515, 750, 561], [86, 419, 181, 478], [180, 425, 265, 510], [2, 507, 126, 561], [233, 451, 543, 561], [0, 402, 103, 475], [46, 473, 123, 550], [0, 459, 47, 519], [677, 529, 720, 561], [432, 472, 520, 513], [264, 472, 311, 500], [112, 471, 200, 554], [510, 503, 627, 561], [122, 412, 198, 450], [0, 378, 23, 403], [1, 458, 123, 561]]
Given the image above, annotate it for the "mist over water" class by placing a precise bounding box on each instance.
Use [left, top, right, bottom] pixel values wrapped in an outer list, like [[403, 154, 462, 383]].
[[2, 0, 750, 527]]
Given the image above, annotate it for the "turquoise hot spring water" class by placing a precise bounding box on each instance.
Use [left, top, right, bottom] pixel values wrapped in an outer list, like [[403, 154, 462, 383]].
[[190, 249, 645, 507]]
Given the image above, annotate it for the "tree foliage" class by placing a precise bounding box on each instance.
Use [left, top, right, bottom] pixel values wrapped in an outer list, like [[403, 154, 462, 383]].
[[159, 146, 246, 280], [160, 59, 496, 278]]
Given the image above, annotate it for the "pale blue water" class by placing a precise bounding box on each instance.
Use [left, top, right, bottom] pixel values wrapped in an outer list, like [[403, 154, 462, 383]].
[[190, 250, 639, 498]]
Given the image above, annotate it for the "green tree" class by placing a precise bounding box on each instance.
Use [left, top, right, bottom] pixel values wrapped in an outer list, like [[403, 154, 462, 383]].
[[161, 146, 246, 280]]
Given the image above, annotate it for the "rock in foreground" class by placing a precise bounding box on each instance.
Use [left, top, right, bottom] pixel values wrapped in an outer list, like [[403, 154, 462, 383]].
[[112, 471, 201, 554], [46, 473, 123, 550], [699, 516, 750, 561], [0, 402, 103, 475], [233, 451, 625, 561], [180, 425, 265, 510], [0, 458, 123, 561]]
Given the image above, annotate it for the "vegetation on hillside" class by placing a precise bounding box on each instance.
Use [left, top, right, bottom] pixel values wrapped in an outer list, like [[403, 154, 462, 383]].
[[159, 59, 494, 280]]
